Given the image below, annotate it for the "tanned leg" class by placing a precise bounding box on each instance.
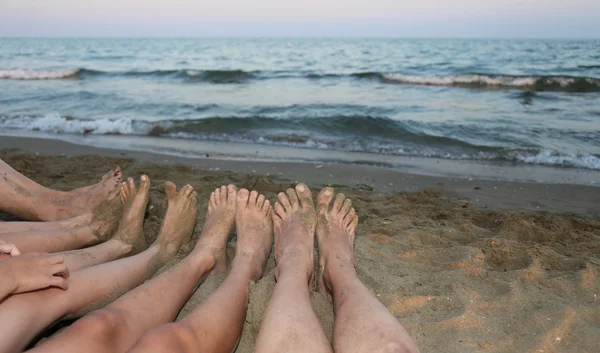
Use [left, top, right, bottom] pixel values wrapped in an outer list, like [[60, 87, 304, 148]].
[[0, 213, 92, 234], [316, 188, 420, 353], [0, 158, 122, 212], [0, 176, 189, 353], [0, 164, 122, 222], [255, 184, 332, 353], [129, 188, 273, 353], [28, 181, 205, 353], [0, 187, 123, 253]]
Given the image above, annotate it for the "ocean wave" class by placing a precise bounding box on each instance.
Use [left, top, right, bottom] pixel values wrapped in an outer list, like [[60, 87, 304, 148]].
[[381, 74, 600, 92], [1, 113, 599, 170], [0, 69, 81, 80], [2, 67, 599, 92]]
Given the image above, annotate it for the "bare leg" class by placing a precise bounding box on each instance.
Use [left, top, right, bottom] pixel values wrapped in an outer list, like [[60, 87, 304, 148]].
[[0, 187, 122, 253], [0, 176, 189, 353], [0, 158, 122, 207], [28, 181, 203, 353], [316, 188, 420, 353], [255, 184, 332, 353], [0, 213, 91, 234], [129, 188, 273, 353], [0, 159, 121, 221]]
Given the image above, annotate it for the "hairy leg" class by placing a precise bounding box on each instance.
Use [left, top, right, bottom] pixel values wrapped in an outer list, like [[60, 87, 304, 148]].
[[255, 184, 332, 353], [0, 176, 188, 353], [316, 188, 420, 353], [0, 187, 122, 253], [29, 181, 203, 353], [129, 188, 273, 353]]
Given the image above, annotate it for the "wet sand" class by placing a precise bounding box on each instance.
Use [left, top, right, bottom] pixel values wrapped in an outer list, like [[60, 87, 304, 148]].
[[1, 137, 599, 353]]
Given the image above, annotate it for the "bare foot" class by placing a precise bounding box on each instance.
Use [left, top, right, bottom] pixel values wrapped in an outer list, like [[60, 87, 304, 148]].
[[234, 189, 273, 280], [48, 169, 123, 220], [110, 176, 150, 254], [153, 182, 198, 263], [87, 185, 125, 242], [272, 183, 316, 284], [193, 185, 237, 273], [315, 188, 358, 296]]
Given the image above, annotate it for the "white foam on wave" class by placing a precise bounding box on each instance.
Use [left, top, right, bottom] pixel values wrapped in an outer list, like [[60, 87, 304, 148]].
[[0, 113, 150, 135], [382, 74, 538, 87], [516, 150, 600, 170], [0, 69, 79, 80]]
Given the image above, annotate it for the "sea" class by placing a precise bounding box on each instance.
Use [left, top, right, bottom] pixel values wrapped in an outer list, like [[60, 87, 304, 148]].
[[1, 38, 599, 183]]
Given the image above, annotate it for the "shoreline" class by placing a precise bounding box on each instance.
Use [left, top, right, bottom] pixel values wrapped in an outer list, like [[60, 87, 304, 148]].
[[1, 135, 599, 217]]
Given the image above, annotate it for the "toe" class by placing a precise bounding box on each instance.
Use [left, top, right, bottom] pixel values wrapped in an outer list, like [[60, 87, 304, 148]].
[[210, 192, 217, 208], [256, 194, 265, 209], [139, 175, 150, 192], [332, 193, 346, 215], [295, 183, 314, 210], [340, 198, 352, 217], [237, 189, 250, 208], [214, 187, 221, 204], [249, 190, 259, 206], [278, 192, 291, 211], [274, 201, 286, 218], [113, 166, 121, 178], [165, 181, 177, 198], [285, 188, 300, 209], [190, 191, 198, 205], [317, 187, 334, 215], [220, 185, 227, 202], [227, 185, 237, 205], [263, 200, 271, 215], [127, 177, 136, 194], [344, 208, 356, 227], [347, 215, 359, 237], [181, 184, 194, 196]]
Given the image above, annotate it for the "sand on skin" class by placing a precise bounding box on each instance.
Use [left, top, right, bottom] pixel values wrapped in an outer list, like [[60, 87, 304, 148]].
[[1, 151, 599, 353]]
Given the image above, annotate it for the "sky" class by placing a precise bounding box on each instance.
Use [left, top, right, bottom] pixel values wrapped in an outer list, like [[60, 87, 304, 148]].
[[1, 0, 599, 38]]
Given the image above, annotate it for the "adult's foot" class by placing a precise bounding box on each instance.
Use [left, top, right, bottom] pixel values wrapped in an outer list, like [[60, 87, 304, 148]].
[[41, 169, 123, 221], [234, 189, 273, 280], [152, 182, 198, 264], [109, 176, 151, 254], [272, 183, 317, 284], [86, 185, 125, 243], [192, 185, 237, 272], [315, 188, 358, 296]]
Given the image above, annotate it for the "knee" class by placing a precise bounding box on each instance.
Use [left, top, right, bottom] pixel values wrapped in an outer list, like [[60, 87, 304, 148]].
[[72, 309, 126, 344], [134, 323, 197, 352]]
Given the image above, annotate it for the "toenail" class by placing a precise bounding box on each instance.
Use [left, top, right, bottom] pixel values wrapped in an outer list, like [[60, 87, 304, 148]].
[[297, 184, 305, 192], [141, 175, 147, 181]]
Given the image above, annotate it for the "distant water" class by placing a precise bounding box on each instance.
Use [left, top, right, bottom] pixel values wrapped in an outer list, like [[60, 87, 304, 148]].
[[1, 38, 599, 171]]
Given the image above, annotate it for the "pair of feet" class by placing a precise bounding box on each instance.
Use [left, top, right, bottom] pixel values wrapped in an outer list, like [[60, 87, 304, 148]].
[[273, 184, 358, 296], [111, 177, 274, 280]]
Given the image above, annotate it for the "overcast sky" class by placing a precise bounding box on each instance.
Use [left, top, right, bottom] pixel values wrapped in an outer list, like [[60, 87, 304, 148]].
[[1, 0, 599, 38]]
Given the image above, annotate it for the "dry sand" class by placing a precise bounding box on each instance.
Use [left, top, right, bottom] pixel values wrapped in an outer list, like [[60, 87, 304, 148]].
[[1, 141, 599, 353]]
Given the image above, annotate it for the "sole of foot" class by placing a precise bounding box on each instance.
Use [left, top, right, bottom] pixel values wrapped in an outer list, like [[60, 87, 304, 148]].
[[234, 188, 273, 281], [110, 175, 151, 254], [87, 185, 125, 243], [48, 167, 123, 221], [193, 184, 237, 273], [315, 187, 359, 296], [154, 181, 198, 263], [272, 183, 317, 284]]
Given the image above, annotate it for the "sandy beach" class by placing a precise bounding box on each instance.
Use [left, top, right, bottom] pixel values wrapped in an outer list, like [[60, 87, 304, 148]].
[[1, 136, 599, 353]]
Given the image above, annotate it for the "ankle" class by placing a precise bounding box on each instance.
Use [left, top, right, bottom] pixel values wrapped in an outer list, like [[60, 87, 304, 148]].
[[322, 256, 356, 292], [276, 254, 313, 284], [231, 253, 264, 280]]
